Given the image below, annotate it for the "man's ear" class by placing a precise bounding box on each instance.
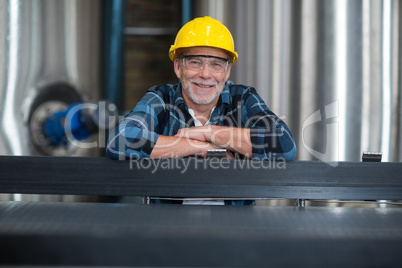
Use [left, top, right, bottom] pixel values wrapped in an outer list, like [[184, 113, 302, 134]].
[[225, 64, 232, 81], [174, 59, 181, 79]]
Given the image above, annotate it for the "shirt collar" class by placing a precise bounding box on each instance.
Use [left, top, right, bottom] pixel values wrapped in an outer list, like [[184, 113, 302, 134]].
[[174, 83, 187, 108], [188, 106, 216, 126], [221, 81, 232, 105]]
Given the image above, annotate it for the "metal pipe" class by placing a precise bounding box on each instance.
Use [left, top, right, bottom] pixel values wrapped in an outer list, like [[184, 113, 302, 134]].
[[0, 0, 101, 156], [103, 0, 125, 111], [194, 0, 402, 162], [182, 0, 192, 25]]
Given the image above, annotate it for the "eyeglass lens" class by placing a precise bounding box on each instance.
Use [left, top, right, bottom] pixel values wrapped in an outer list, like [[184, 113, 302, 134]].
[[183, 56, 228, 72]]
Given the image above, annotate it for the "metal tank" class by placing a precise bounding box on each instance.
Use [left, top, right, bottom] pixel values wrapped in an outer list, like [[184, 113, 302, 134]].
[[0, 0, 102, 157], [194, 0, 402, 163], [0, 0, 103, 202]]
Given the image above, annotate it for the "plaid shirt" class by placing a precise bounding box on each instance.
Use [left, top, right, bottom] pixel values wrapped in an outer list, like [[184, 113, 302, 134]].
[[106, 81, 296, 160]]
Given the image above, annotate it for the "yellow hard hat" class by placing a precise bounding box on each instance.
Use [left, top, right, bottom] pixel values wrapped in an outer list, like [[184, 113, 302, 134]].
[[169, 16, 238, 64]]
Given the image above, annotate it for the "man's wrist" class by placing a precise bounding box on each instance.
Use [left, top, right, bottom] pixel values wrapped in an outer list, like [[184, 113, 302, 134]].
[[209, 125, 229, 147], [184, 138, 213, 157]]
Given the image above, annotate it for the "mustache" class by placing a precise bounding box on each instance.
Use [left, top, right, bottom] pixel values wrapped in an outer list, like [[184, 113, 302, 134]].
[[189, 79, 217, 86]]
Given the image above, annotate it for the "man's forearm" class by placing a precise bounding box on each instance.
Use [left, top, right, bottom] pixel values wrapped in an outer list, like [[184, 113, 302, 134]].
[[210, 126, 252, 157], [175, 126, 253, 158], [149, 135, 215, 158]]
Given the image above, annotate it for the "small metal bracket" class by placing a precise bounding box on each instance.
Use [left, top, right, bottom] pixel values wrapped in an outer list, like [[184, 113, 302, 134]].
[[207, 149, 227, 159], [362, 152, 382, 162], [295, 199, 305, 207]]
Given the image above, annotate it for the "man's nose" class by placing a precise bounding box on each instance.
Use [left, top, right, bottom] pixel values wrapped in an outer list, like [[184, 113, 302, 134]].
[[199, 62, 212, 77]]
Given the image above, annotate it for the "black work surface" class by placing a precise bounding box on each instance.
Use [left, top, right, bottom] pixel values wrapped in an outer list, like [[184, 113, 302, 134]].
[[0, 202, 401, 267], [1, 155, 402, 199]]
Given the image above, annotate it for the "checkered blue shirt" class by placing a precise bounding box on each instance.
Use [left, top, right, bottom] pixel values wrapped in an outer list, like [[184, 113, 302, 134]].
[[106, 81, 296, 160]]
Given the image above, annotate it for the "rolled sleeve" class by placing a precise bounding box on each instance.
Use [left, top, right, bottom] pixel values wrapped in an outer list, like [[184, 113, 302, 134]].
[[241, 88, 297, 161], [250, 124, 296, 161]]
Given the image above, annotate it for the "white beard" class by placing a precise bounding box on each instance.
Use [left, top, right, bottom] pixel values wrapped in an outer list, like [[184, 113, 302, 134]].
[[181, 79, 221, 105], [182, 85, 219, 105]]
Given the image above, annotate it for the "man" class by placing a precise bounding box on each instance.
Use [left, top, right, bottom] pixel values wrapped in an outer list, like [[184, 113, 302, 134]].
[[106, 16, 296, 162]]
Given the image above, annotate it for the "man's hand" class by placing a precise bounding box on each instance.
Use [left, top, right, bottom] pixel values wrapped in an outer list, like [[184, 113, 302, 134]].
[[149, 126, 252, 159], [149, 135, 219, 159]]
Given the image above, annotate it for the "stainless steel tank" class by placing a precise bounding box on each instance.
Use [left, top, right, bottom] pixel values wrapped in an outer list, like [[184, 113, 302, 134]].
[[194, 0, 402, 163], [0, 0, 101, 157], [0, 0, 102, 202]]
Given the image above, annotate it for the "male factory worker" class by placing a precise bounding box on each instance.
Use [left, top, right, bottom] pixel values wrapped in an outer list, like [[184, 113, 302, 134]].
[[106, 16, 296, 162], [107, 16, 296, 205]]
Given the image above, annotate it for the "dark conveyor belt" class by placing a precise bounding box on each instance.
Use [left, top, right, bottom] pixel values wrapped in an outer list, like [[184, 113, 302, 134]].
[[1, 155, 402, 200], [1, 202, 402, 267]]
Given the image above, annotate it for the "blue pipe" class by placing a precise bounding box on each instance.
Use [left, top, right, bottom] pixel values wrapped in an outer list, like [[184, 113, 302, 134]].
[[103, 0, 126, 111], [182, 0, 192, 25]]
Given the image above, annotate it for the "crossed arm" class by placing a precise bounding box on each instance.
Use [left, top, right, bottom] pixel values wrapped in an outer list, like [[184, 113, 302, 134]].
[[149, 126, 252, 159], [106, 87, 296, 161], [106, 112, 296, 160]]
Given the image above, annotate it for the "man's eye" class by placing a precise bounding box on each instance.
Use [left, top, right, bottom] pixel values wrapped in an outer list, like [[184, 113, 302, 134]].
[[211, 61, 224, 67], [188, 59, 202, 65]]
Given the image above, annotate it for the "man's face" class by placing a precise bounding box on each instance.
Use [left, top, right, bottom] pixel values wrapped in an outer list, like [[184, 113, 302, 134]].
[[174, 47, 232, 106]]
